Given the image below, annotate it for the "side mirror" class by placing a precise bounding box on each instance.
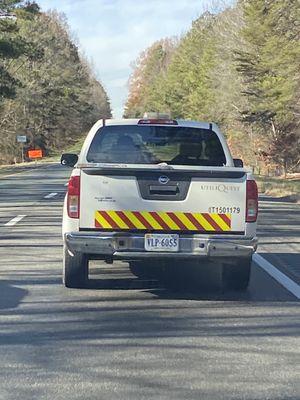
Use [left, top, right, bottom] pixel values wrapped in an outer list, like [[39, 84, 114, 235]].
[[61, 153, 78, 167], [233, 158, 244, 168]]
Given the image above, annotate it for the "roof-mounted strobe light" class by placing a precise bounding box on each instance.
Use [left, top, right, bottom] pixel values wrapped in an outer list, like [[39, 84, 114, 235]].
[[139, 113, 177, 125], [138, 112, 178, 125], [139, 112, 178, 125], [143, 112, 171, 119]]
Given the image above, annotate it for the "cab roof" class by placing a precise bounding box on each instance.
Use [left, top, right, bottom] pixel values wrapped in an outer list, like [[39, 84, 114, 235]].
[[100, 118, 218, 131]]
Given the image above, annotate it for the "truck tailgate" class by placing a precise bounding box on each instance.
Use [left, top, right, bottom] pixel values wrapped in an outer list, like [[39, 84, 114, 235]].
[[79, 168, 247, 234]]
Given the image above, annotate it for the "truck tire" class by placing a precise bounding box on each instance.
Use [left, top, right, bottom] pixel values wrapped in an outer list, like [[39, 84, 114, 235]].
[[222, 257, 252, 291], [63, 246, 88, 288]]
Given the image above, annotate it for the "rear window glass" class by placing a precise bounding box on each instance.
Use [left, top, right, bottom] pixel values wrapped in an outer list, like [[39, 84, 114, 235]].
[[86, 125, 226, 166]]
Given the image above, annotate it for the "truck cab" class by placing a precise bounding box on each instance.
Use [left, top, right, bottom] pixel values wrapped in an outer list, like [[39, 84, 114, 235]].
[[61, 117, 258, 289]]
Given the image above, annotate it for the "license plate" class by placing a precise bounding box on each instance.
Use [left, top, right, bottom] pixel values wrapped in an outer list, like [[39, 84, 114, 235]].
[[145, 234, 179, 252]]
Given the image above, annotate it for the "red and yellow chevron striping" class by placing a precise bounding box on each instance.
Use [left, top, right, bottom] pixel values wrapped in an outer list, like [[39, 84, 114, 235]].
[[95, 210, 231, 232]]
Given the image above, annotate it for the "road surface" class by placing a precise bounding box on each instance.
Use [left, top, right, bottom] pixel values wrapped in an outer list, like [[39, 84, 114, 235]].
[[0, 164, 299, 400]]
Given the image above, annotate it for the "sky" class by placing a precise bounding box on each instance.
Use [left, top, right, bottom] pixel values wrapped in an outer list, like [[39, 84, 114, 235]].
[[37, 0, 227, 118]]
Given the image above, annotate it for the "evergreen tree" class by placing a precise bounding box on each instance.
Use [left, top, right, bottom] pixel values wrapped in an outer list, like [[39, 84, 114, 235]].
[[163, 13, 217, 120], [236, 0, 300, 173], [124, 38, 176, 118], [0, 4, 111, 163], [125, 1, 299, 172]]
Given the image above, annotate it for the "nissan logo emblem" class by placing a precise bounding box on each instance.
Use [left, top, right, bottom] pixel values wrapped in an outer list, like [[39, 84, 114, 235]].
[[159, 176, 170, 185]]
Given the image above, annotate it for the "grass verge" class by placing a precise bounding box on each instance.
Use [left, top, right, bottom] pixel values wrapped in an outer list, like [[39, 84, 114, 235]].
[[0, 137, 85, 177], [255, 175, 300, 201]]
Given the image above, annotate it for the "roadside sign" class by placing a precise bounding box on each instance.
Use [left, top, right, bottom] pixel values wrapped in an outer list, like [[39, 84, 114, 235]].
[[17, 135, 27, 143], [28, 149, 43, 159]]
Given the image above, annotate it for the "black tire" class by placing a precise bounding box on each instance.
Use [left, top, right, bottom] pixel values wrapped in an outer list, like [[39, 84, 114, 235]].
[[63, 246, 88, 288], [222, 257, 252, 291]]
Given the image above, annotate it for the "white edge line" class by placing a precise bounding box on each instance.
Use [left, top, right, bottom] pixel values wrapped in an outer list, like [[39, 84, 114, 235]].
[[5, 215, 26, 227], [253, 253, 300, 299], [44, 192, 58, 199]]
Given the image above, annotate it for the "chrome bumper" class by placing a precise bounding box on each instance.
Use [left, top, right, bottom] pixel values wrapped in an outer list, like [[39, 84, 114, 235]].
[[65, 232, 258, 260]]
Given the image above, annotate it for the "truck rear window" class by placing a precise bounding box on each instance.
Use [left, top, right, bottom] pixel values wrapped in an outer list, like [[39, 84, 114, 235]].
[[86, 125, 226, 166]]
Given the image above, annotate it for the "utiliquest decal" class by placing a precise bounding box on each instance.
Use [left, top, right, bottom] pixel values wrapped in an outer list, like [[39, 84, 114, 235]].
[[200, 184, 240, 193]]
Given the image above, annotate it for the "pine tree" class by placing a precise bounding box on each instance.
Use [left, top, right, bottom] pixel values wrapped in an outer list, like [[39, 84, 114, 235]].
[[124, 38, 176, 118], [0, 1, 40, 100], [0, 4, 111, 163], [236, 0, 300, 173]]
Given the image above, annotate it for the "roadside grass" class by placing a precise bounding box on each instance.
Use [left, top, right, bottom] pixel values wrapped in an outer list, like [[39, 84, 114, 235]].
[[0, 161, 43, 177], [41, 137, 86, 163], [255, 175, 300, 200], [0, 137, 86, 177]]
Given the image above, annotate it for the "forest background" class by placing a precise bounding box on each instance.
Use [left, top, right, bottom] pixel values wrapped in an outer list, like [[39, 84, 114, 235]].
[[1, 0, 299, 178], [0, 0, 111, 164], [124, 0, 300, 176]]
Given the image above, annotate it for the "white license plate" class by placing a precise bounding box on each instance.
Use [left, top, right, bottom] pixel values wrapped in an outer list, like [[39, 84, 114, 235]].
[[145, 234, 179, 252]]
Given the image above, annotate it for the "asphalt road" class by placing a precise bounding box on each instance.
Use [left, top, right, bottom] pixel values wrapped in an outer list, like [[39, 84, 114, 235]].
[[0, 164, 299, 400]]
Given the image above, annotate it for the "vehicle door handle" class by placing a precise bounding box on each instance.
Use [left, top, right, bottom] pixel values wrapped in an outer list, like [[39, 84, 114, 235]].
[[149, 185, 179, 195]]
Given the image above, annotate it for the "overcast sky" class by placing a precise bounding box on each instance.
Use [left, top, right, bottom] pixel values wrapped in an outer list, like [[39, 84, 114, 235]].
[[37, 0, 227, 117]]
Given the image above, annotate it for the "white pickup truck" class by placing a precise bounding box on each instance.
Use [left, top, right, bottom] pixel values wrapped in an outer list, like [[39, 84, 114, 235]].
[[61, 117, 258, 290]]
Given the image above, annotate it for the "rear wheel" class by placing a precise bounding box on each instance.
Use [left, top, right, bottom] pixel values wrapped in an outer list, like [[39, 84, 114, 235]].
[[222, 257, 252, 291], [63, 246, 88, 288]]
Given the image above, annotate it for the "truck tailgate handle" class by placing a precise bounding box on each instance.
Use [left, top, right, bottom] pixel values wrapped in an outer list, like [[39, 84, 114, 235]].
[[149, 185, 179, 195]]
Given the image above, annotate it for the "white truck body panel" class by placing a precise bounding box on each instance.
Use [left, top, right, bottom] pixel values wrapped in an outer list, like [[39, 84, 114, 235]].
[[74, 119, 250, 234], [79, 171, 247, 233]]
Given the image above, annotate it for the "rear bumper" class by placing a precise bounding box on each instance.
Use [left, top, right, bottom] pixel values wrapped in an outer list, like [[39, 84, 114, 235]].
[[65, 232, 258, 260]]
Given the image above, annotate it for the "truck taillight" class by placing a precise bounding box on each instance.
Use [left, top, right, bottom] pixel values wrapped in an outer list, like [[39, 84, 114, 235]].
[[67, 175, 80, 219], [246, 180, 258, 222]]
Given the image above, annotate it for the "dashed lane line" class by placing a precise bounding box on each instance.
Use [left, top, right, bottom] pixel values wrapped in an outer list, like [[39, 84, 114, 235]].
[[5, 215, 26, 227], [44, 192, 58, 199], [253, 253, 300, 299]]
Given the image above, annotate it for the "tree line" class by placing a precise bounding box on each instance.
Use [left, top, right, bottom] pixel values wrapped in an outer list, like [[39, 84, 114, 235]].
[[0, 0, 111, 164], [124, 0, 300, 174]]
